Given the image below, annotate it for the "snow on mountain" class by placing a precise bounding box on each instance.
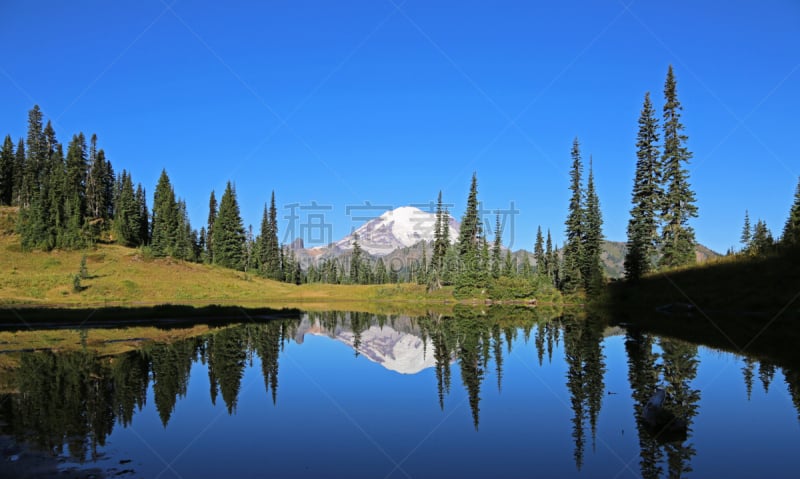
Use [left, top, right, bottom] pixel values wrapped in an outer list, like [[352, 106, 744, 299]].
[[320, 206, 460, 256]]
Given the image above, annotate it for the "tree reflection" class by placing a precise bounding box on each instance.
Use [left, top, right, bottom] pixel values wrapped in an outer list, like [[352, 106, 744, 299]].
[[0, 319, 297, 461], [562, 315, 606, 470]]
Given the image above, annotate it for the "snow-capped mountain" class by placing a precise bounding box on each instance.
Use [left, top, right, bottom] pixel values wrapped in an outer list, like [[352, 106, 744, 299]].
[[313, 206, 460, 256]]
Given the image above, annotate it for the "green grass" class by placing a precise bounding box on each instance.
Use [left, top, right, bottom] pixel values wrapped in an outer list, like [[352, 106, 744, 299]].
[[608, 247, 800, 315], [0, 220, 457, 309]]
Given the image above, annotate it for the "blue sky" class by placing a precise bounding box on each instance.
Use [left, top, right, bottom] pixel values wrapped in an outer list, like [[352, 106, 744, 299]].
[[1, 0, 798, 254]]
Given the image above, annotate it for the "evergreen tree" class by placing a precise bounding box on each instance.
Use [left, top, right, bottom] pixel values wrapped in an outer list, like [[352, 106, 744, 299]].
[[741, 210, 752, 252], [781, 177, 800, 247], [433, 191, 449, 273], [458, 174, 480, 257], [135, 184, 149, 244], [534, 226, 545, 275], [581, 158, 604, 293], [455, 173, 486, 296], [545, 229, 554, 279], [419, 243, 429, 285], [750, 219, 774, 255], [491, 214, 502, 279], [374, 257, 388, 284], [212, 182, 246, 270], [175, 199, 194, 261], [562, 138, 584, 292], [625, 92, 662, 281], [151, 170, 179, 256], [659, 66, 698, 268], [0, 135, 14, 205], [113, 171, 140, 247], [85, 134, 114, 238], [502, 250, 515, 277], [23, 105, 46, 207], [12, 138, 25, 206], [350, 235, 364, 284], [264, 191, 281, 280], [62, 133, 88, 248], [206, 190, 218, 263]]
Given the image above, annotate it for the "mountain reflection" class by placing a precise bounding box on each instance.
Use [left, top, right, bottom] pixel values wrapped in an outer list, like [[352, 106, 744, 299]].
[[0, 308, 799, 476]]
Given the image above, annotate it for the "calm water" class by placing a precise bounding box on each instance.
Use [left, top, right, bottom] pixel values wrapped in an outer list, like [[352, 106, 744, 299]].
[[1, 308, 799, 478]]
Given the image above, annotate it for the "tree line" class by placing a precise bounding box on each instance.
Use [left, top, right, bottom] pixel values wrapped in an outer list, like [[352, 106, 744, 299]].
[[0, 105, 300, 283]]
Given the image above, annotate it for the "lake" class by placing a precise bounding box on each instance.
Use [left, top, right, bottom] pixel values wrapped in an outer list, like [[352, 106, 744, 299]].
[[1, 307, 799, 478]]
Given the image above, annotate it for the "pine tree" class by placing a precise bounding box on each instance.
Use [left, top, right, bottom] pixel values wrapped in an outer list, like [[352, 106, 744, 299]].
[[23, 105, 46, 207], [12, 138, 25, 206], [135, 184, 149, 244], [562, 137, 584, 292], [151, 170, 179, 256], [113, 171, 140, 246], [781, 177, 800, 247], [491, 214, 502, 279], [455, 173, 485, 296], [0, 135, 14, 205], [85, 134, 114, 238], [212, 182, 246, 270], [175, 199, 194, 261], [502, 250, 515, 278], [419, 242, 429, 285], [433, 191, 449, 272], [374, 257, 388, 284], [751, 219, 774, 255], [206, 190, 218, 263], [534, 226, 545, 275], [264, 191, 281, 280], [62, 133, 88, 248], [625, 92, 662, 281], [659, 66, 698, 268], [350, 234, 363, 284], [581, 158, 604, 294], [256, 204, 269, 272], [741, 210, 752, 252], [545, 229, 554, 280]]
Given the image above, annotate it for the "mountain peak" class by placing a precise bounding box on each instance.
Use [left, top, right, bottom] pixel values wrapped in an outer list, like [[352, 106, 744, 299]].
[[334, 205, 459, 256]]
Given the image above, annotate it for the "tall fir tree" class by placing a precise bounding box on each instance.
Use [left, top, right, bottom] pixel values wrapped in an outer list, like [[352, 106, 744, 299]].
[[256, 204, 270, 272], [625, 92, 662, 281], [751, 219, 774, 255], [534, 226, 545, 275], [545, 229, 554, 280], [212, 182, 246, 270], [113, 171, 140, 246], [781, 177, 800, 247], [432, 191, 449, 273], [264, 191, 281, 280], [206, 190, 218, 263], [562, 137, 584, 292], [350, 234, 364, 284], [151, 170, 180, 256], [659, 66, 698, 268], [581, 158, 604, 293], [491, 214, 502, 279], [62, 133, 88, 248], [455, 173, 486, 295], [135, 184, 149, 244], [23, 105, 46, 207], [741, 210, 752, 251], [0, 136, 14, 205], [12, 138, 25, 206]]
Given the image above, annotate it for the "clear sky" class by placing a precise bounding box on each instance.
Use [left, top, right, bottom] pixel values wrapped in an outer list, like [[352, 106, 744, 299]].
[[1, 1, 798, 254]]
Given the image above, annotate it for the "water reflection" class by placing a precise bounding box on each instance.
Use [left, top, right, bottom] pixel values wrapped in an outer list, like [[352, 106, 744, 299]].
[[0, 308, 799, 476]]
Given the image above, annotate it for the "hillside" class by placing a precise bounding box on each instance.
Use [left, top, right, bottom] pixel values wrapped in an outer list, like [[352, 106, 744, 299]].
[[0, 208, 453, 310]]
